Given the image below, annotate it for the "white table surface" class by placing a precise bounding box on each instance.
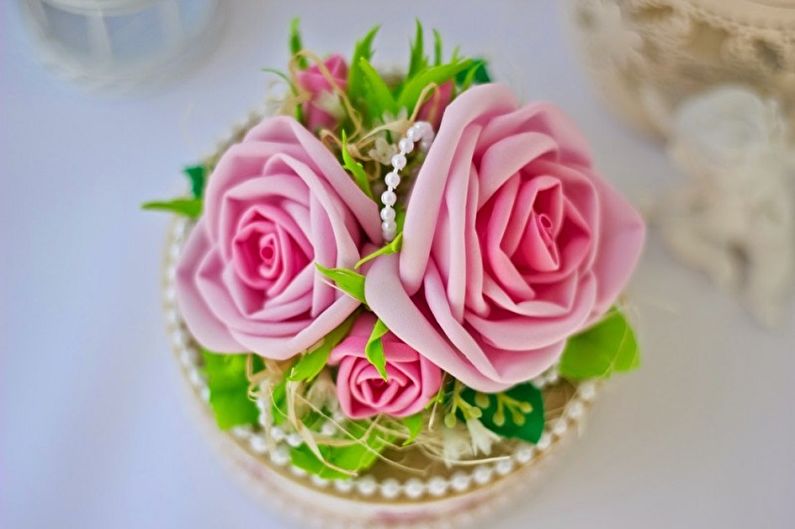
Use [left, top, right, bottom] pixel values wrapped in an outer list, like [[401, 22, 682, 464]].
[[3, 1, 794, 528]]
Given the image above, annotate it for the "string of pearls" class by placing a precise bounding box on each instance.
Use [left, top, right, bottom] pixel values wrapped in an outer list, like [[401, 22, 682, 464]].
[[380, 121, 434, 241]]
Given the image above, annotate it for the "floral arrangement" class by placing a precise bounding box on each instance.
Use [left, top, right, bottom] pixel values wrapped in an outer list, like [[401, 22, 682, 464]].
[[146, 21, 645, 481]]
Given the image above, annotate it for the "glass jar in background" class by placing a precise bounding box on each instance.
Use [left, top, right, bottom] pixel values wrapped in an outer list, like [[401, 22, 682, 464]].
[[19, 0, 222, 90]]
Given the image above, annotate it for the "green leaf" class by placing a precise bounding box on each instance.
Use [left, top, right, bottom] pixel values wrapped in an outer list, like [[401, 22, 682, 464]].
[[397, 59, 473, 112], [290, 422, 392, 479], [347, 26, 380, 104], [364, 318, 390, 381], [201, 351, 258, 430], [358, 57, 398, 121], [261, 67, 297, 92], [355, 232, 403, 269], [141, 198, 202, 218], [315, 263, 366, 303], [289, 18, 308, 69], [461, 383, 545, 444], [558, 308, 640, 379], [433, 29, 443, 66], [340, 130, 373, 199], [457, 59, 492, 91], [183, 164, 207, 199], [401, 413, 424, 445], [408, 19, 428, 78], [288, 312, 358, 382]]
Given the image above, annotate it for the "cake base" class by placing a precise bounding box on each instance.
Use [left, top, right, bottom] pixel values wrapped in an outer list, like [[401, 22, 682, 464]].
[[162, 216, 599, 528]]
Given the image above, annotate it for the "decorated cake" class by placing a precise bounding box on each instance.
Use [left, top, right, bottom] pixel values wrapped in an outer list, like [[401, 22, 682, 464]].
[[147, 21, 645, 528]]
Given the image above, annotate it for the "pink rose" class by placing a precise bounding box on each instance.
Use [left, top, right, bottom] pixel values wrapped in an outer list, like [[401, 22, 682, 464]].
[[176, 116, 381, 360], [365, 84, 645, 392], [297, 54, 348, 132], [329, 314, 442, 419], [418, 80, 453, 130]]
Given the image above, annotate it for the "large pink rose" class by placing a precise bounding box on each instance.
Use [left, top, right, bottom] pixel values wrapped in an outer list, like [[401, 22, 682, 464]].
[[365, 84, 645, 392], [176, 116, 381, 359], [297, 54, 348, 132], [329, 314, 442, 419]]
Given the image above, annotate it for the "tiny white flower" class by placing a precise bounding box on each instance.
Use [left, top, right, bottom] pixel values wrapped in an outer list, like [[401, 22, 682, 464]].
[[441, 425, 473, 466], [466, 418, 501, 456], [368, 136, 398, 166], [305, 370, 338, 412]]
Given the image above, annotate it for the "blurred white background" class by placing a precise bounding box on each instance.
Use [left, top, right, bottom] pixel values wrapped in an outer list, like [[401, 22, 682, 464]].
[[2, 1, 794, 528]]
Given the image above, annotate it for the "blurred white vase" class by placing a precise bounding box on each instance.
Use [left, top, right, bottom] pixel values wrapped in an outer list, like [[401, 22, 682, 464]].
[[20, 0, 222, 90]]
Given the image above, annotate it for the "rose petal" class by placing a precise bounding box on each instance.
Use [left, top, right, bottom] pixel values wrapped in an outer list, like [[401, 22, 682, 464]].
[[175, 221, 244, 352]]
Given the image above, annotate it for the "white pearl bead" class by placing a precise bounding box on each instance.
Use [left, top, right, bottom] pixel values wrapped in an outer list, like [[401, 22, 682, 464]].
[[552, 418, 568, 436], [578, 381, 596, 401], [404, 478, 425, 499], [286, 433, 303, 447], [495, 458, 514, 475], [515, 445, 535, 464], [381, 190, 397, 207], [391, 153, 407, 170], [536, 433, 552, 452], [450, 471, 471, 492], [406, 127, 420, 142], [427, 477, 449, 496], [380, 207, 396, 221], [356, 476, 377, 496], [379, 478, 400, 499], [382, 219, 397, 233], [271, 426, 285, 441], [249, 435, 268, 454], [385, 171, 401, 188], [270, 445, 290, 466], [310, 475, 329, 488], [473, 465, 493, 485], [334, 479, 354, 493], [398, 137, 414, 154], [567, 401, 585, 419], [289, 465, 307, 477]]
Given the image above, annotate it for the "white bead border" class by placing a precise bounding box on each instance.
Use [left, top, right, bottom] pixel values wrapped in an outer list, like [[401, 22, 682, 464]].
[[161, 112, 599, 502]]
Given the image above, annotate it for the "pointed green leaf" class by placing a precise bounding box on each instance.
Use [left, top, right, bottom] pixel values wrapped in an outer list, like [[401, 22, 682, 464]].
[[288, 312, 358, 382], [558, 308, 640, 380], [355, 232, 403, 269], [401, 413, 424, 445], [397, 59, 473, 112], [340, 130, 373, 199], [348, 25, 380, 104], [358, 57, 398, 121], [408, 19, 427, 78], [289, 18, 308, 69], [315, 263, 366, 303], [433, 29, 443, 66], [365, 318, 390, 381], [183, 164, 207, 198], [141, 198, 202, 218], [201, 351, 258, 430], [457, 59, 492, 91], [461, 383, 545, 444]]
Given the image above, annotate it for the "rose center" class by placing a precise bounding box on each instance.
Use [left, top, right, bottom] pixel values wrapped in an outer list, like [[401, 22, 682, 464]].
[[516, 211, 561, 273]]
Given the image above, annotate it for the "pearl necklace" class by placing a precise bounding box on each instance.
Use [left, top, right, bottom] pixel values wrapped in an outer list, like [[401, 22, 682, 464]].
[[379, 121, 434, 241]]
